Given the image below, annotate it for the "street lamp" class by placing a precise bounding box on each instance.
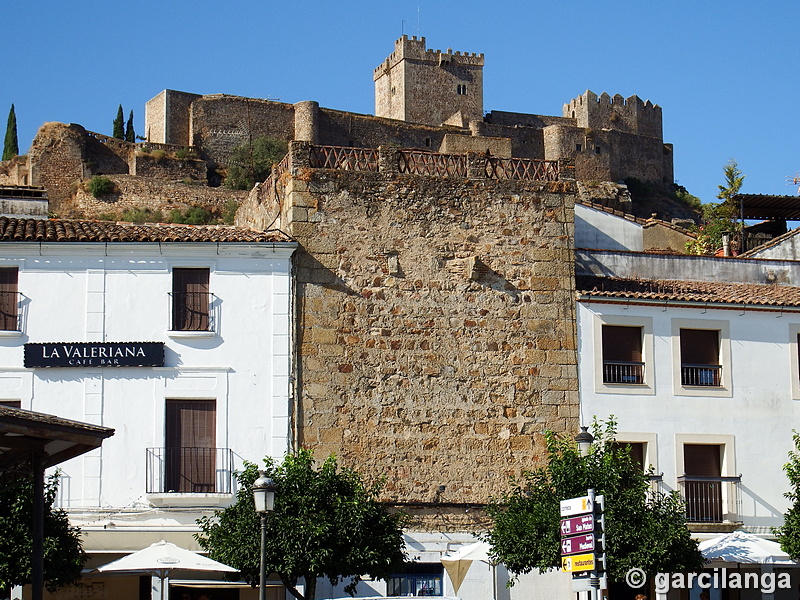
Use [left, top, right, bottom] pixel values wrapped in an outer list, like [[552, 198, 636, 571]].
[[252, 471, 276, 600], [574, 426, 594, 457]]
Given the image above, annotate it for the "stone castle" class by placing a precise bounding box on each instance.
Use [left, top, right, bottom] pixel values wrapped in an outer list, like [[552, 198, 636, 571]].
[[0, 36, 673, 219]]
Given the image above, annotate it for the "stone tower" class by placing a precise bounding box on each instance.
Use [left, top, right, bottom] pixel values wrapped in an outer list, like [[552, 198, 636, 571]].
[[374, 36, 484, 128]]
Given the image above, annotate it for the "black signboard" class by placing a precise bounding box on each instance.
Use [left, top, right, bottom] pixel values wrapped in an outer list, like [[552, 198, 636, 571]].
[[24, 342, 165, 368]]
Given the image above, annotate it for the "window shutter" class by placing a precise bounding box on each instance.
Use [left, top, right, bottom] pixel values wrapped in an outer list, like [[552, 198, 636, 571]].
[[165, 400, 216, 492], [172, 268, 210, 331], [680, 329, 719, 365], [602, 325, 642, 362], [684, 444, 721, 477], [0, 268, 18, 331]]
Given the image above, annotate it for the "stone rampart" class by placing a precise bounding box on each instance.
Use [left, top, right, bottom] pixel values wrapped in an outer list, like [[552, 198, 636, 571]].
[[238, 142, 579, 510], [131, 153, 207, 181], [68, 174, 246, 220]]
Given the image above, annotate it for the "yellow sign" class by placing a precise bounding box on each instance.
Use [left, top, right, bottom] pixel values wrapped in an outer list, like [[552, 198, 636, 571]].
[[561, 553, 595, 572]]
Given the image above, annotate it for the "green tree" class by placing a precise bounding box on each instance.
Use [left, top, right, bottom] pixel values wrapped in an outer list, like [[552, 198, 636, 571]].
[[225, 136, 288, 190], [197, 450, 408, 600], [3, 104, 19, 161], [774, 431, 800, 558], [125, 110, 135, 143], [717, 158, 745, 206], [0, 473, 86, 593], [686, 159, 746, 255], [113, 105, 125, 139], [485, 419, 703, 583]]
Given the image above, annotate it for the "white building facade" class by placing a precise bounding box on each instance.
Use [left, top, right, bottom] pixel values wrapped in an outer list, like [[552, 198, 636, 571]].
[[576, 248, 800, 600], [0, 219, 295, 600]]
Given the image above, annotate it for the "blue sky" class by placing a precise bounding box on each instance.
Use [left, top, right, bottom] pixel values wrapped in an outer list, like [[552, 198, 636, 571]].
[[4, 1, 799, 205]]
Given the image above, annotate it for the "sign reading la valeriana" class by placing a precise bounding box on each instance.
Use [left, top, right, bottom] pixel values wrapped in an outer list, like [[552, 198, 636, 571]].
[[24, 342, 165, 368]]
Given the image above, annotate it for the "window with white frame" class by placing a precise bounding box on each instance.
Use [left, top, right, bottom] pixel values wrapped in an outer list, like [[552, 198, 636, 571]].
[[671, 318, 731, 397], [592, 314, 654, 394]]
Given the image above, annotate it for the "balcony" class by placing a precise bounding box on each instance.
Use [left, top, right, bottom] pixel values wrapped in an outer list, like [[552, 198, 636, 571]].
[[678, 475, 741, 526], [0, 291, 23, 334], [146, 447, 233, 501], [681, 364, 722, 387], [168, 292, 218, 338], [603, 361, 644, 384]]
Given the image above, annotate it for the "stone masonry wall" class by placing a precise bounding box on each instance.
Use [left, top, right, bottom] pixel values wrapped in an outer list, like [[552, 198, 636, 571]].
[[237, 143, 580, 518]]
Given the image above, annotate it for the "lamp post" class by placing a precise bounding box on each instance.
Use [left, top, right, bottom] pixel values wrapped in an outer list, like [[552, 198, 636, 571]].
[[252, 471, 276, 600], [575, 425, 595, 457]]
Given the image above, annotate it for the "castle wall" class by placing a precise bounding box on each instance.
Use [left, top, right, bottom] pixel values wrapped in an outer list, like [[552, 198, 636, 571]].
[[69, 174, 246, 219], [563, 91, 662, 139], [131, 153, 207, 181], [145, 90, 202, 145], [28, 123, 88, 211], [188, 95, 295, 165], [237, 142, 579, 510], [0, 155, 29, 186]]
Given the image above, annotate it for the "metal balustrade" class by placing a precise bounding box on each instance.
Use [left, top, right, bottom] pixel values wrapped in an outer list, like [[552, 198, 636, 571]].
[[169, 292, 215, 332], [603, 361, 645, 384], [682, 364, 722, 386], [146, 447, 233, 494], [678, 476, 741, 523], [309, 146, 379, 171], [398, 150, 467, 177], [0, 291, 20, 331], [485, 156, 560, 181]]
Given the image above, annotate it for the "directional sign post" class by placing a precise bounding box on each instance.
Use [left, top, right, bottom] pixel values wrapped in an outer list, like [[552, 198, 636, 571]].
[[560, 489, 606, 600], [560, 514, 594, 536], [560, 495, 593, 517], [561, 533, 595, 556]]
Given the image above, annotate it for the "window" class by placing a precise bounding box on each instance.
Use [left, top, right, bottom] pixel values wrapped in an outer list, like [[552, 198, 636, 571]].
[[0, 268, 19, 331], [672, 319, 731, 396], [0, 400, 21, 408], [612, 441, 645, 469], [592, 315, 654, 395], [388, 563, 443, 597], [680, 328, 721, 386], [576, 144, 582, 152], [456, 84, 467, 95], [165, 400, 216, 493], [602, 325, 644, 384], [682, 444, 723, 522], [595, 146, 601, 154], [171, 268, 210, 331], [676, 434, 739, 524]]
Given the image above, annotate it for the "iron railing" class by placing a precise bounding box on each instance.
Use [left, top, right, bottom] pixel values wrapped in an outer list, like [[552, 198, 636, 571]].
[[682, 364, 722, 386], [169, 292, 215, 332], [485, 156, 560, 181], [678, 475, 741, 523], [603, 361, 644, 384], [309, 146, 379, 171], [398, 150, 467, 177], [0, 291, 20, 331], [146, 447, 233, 494]]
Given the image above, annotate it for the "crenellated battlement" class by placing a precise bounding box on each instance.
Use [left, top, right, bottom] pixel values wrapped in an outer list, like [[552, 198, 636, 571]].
[[563, 90, 662, 139], [373, 35, 484, 77]]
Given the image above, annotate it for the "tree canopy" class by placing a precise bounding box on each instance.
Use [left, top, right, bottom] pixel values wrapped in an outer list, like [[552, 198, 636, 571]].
[[0, 473, 85, 593], [3, 104, 19, 161], [113, 105, 125, 140], [197, 449, 408, 600], [774, 431, 800, 558], [484, 419, 703, 583], [225, 136, 288, 190], [686, 159, 745, 255]]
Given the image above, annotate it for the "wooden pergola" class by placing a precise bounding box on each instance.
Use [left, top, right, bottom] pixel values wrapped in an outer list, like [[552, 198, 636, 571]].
[[0, 406, 114, 600]]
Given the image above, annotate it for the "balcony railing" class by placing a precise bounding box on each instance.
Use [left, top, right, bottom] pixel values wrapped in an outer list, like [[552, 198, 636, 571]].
[[146, 447, 233, 494], [603, 361, 644, 384], [0, 291, 21, 331], [681, 364, 722, 386], [678, 475, 741, 523], [169, 292, 216, 332]]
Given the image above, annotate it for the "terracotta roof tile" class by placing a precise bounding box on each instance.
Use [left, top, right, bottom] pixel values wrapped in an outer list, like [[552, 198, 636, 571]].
[[576, 275, 800, 308], [0, 217, 292, 244]]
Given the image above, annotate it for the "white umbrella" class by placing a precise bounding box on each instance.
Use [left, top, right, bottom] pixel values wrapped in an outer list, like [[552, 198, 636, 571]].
[[698, 530, 795, 565], [94, 540, 238, 600], [441, 541, 494, 595]]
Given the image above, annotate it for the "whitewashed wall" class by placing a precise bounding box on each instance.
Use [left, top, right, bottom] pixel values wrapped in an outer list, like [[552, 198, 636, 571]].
[[0, 241, 294, 552], [577, 300, 800, 530]]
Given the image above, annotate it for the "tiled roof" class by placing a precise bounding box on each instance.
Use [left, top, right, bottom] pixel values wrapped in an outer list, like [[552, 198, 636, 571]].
[[575, 198, 697, 237], [0, 217, 292, 243], [739, 227, 800, 258], [576, 275, 800, 308]]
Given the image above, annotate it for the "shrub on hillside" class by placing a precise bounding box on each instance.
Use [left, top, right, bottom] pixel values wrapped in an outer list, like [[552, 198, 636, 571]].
[[87, 176, 115, 198]]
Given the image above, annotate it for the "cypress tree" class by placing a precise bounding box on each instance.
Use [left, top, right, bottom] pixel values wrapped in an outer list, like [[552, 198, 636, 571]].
[[3, 104, 19, 161], [113, 105, 125, 139], [125, 110, 135, 143]]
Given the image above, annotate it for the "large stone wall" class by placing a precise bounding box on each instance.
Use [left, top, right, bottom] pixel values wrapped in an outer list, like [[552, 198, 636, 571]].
[[237, 143, 580, 516]]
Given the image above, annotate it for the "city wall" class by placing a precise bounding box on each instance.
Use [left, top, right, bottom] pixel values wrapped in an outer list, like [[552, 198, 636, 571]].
[[238, 142, 580, 517]]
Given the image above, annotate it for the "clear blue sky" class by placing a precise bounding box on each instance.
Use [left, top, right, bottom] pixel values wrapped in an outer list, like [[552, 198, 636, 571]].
[[4, 1, 799, 205]]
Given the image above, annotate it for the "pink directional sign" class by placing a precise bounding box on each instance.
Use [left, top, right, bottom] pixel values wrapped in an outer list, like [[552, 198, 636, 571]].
[[561, 533, 595, 556], [560, 514, 594, 537]]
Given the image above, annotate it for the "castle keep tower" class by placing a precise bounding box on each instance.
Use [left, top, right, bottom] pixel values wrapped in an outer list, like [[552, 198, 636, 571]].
[[374, 36, 484, 128]]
